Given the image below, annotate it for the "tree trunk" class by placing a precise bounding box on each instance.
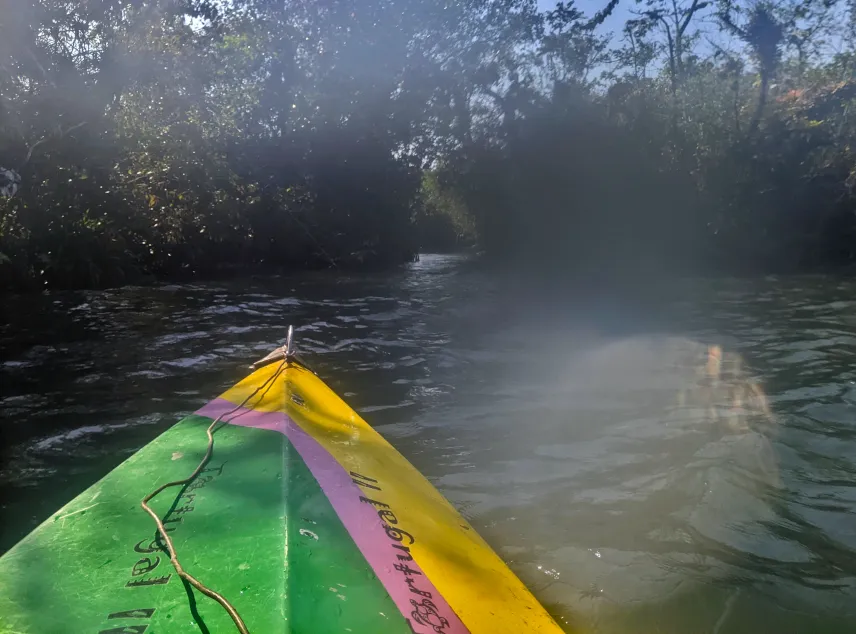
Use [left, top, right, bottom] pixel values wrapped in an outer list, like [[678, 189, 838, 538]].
[[749, 71, 769, 136]]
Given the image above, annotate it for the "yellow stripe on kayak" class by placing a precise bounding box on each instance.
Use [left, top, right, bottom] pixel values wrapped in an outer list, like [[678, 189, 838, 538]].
[[219, 362, 566, 633]]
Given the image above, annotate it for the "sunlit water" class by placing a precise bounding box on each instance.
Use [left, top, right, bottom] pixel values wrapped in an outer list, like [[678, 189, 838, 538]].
[[2, 254, 856, 633]]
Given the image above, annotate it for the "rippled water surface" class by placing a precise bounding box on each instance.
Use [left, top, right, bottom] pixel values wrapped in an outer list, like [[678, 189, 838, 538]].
[[3, 255, 856, 633]]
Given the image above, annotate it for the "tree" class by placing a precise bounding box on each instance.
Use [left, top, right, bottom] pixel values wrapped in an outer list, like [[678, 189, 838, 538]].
[[636, 0, 712, 92], [614, 19, 658, 81], [718, 2, 784, 134]]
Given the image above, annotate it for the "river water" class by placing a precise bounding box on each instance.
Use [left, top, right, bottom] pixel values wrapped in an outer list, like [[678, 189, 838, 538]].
[[2, 254, 856, 633]]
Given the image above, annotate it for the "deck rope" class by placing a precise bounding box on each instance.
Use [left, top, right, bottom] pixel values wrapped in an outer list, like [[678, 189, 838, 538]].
[[141, 358, 288, 634]]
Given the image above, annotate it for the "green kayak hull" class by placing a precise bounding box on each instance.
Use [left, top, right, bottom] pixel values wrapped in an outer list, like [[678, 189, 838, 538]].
[[0, 359, 565, 633]]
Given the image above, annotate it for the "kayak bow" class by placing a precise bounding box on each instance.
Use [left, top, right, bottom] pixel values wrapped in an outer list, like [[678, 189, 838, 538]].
[[0, 347, 564, 633]]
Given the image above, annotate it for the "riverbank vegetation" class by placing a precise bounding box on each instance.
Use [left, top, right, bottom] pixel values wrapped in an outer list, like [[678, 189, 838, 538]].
[[1, 0, 855, 290]]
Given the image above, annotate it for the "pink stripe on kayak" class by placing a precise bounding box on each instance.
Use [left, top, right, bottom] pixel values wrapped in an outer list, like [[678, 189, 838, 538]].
[[196, 398, 283, 426], [195, 398, 469, 634]]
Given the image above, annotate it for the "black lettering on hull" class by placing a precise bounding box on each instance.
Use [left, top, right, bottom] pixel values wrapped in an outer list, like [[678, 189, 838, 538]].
[[107, 609, 156, 619]]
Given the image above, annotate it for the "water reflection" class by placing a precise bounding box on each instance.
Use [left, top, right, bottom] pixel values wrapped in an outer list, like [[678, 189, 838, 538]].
[[437, 333, 783, 632], [2, 256, 856, 633]]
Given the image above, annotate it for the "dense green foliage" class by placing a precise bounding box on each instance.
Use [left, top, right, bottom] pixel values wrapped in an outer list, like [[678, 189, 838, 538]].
[[436, 0, 856, 277], [2, 0, 856, 289]]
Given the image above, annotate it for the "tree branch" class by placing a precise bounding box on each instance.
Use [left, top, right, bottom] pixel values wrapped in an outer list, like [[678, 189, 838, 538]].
[[23, 121, 87, 166], [679, 0, 710, 38], [717, 2, 747, 38]]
